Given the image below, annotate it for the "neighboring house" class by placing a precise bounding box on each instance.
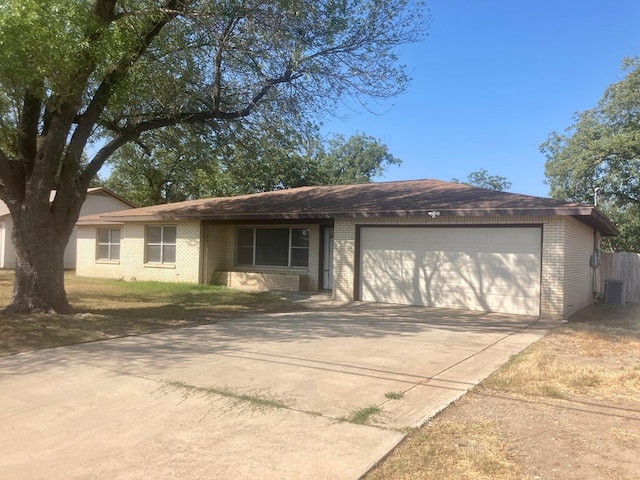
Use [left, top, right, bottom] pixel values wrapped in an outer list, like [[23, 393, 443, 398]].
[[76, 179, 618, 320], [0, 187, 135, 269]]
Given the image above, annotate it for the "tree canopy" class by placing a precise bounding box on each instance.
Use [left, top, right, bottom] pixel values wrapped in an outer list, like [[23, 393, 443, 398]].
[[541, 58, 640, 252], [452, 168, 512, 191], [104, 123, 401, 206], [0, 0, 428, 312]]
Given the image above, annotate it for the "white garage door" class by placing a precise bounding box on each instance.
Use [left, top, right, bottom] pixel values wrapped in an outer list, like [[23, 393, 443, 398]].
[[359, 227, 541, 315]]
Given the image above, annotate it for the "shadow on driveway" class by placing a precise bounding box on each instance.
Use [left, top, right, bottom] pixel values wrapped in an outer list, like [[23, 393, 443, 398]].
[[0, 303, 561, 480]]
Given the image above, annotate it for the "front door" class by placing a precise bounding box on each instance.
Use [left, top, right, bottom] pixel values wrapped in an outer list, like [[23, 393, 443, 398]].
[[323, 227, 334, 289]]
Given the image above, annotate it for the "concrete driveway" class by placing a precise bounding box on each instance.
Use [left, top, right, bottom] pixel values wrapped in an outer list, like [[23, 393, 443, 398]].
[[0, 303, 561, 479]]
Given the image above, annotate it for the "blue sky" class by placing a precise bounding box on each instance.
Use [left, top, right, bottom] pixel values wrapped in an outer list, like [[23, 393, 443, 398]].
[[322, 0, 640, 197]]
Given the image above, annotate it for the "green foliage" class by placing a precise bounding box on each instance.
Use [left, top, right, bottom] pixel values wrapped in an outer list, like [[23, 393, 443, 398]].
[[384, 391, 404, 400], [316, 133, 401, 184], [1, 0, 427, 189], [541, 58, 640, 252], [0, 0, 427, 311], [105, 120, 401, 205], [452, 168, 512, 191]]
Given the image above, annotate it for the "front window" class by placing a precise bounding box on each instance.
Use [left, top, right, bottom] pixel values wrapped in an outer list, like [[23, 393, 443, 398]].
[[236, 227, 309, 268], [97, 228, 120, 260], [146, 225, 176, 264]]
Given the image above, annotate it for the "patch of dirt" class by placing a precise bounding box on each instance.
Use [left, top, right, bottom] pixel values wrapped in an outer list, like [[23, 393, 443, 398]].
[[426, 303, 640, 480], [437, 389, 640, 479]]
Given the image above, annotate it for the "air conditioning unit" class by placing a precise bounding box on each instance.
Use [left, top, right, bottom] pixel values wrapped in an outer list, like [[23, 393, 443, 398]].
[[604, 279, 626, 306]]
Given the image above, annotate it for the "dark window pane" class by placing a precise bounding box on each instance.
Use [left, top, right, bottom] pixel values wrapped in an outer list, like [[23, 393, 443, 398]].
[[291, 228, 309, 248], [147, 245, 161, 263], [147, 226, 162, 244], [111, 245, 120, 260], [111, 229, 120, 244], [163, 245, 176, 263], [97, 245, 109, 260], [237, 246, 253, 265], [237, 228, 254, 247], [256, 229, 288, 266], [163, 226, 176, 244], [291, 248, 309, 267], [98, 229, 110, 244]]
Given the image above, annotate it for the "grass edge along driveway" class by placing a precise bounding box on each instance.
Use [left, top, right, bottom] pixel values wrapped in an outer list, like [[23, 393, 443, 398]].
[[0, 271, 305, 356]]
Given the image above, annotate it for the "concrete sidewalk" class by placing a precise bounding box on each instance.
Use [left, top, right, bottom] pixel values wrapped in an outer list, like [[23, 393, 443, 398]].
[[0, 304, 562, 479]]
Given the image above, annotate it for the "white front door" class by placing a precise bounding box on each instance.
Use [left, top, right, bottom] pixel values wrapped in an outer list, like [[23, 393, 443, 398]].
[[323, 227, 334, 289]]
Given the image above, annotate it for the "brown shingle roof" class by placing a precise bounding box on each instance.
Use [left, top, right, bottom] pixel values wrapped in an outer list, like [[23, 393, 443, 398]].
[[77, 179, 618, 235]]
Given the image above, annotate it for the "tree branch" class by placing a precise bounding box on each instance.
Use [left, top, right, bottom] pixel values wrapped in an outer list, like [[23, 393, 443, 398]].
[[63, 0, 187, 190], [213, 17, 239, 111], [17, 89, 41, 165], [80, 133, 137, 187], [112, 69, 302, 137]]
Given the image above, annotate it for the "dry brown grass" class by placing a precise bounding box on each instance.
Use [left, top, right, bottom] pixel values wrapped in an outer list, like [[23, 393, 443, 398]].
[[483, 303, 640, 399], [365, 302, 640, 479], [0, 270, 304, 356], [482, 341, 640, 399], [366, 418, 521, 480]]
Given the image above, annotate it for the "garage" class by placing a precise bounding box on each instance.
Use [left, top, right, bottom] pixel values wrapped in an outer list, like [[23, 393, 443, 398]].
[[359, 226, 542, 315]]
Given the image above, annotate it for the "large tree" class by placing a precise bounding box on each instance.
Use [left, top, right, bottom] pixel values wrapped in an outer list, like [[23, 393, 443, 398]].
[[541, 58, 640, 252], [104, 122, 401, 205], [0, 0, 427, 313]]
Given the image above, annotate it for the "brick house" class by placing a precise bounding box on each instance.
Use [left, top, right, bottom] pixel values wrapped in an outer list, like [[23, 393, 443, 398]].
[[75, 179, 618, 320]]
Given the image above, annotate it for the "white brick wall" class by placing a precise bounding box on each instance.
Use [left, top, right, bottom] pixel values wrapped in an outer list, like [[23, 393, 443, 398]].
[[77, 222, 202, 283], [77, 215, 598, 319], [78, 221, 321, 290], [76, 226, 123, 279], [541, 217, 564, 319], [332, 215, 595, 320]]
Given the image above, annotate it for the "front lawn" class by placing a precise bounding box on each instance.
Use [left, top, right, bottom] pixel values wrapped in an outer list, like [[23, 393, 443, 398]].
[[0, 270, 304, 356]]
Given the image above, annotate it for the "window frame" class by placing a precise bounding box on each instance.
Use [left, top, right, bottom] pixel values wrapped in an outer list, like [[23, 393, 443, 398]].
[[145, 225, 177, 264], [235, 227, 309, 268], [96, 228, 121, 261]]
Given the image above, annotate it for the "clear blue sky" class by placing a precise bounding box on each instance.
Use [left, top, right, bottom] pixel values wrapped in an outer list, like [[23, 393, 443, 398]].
[[322, 0, 640, 197]]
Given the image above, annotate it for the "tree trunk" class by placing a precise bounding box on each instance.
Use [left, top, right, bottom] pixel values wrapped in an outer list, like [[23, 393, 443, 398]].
[[5, 204, 73, 314]]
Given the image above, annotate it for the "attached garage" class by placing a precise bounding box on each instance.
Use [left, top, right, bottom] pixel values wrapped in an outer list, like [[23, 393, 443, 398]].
[[359, 226, 542, 315], [79, 178, 619, 320]]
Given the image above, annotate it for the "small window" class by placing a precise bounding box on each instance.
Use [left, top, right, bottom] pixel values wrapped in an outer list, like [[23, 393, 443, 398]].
[[290, 228, 309, 267], [97, 228, 120, 260], [146, 225, 177, 264], [235, 227, 309, 268]]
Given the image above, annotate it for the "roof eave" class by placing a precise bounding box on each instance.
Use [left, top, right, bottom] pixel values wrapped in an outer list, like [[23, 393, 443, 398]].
[[94, 206, 618, 235]]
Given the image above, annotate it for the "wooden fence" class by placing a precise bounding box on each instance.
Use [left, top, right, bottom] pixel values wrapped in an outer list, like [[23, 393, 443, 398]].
[[600, 252, 640, 303]]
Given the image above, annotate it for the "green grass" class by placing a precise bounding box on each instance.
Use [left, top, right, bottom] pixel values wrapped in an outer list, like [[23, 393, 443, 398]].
[[0, 270, 305, 356], [340, 406, 382, 425], [164, 380, 290, 410], [385, 391, 404, 400]]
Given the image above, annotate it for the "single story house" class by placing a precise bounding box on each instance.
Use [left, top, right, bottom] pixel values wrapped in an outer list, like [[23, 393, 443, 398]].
[[76, 179, 618, 320], [0, 187, 135, 269]]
